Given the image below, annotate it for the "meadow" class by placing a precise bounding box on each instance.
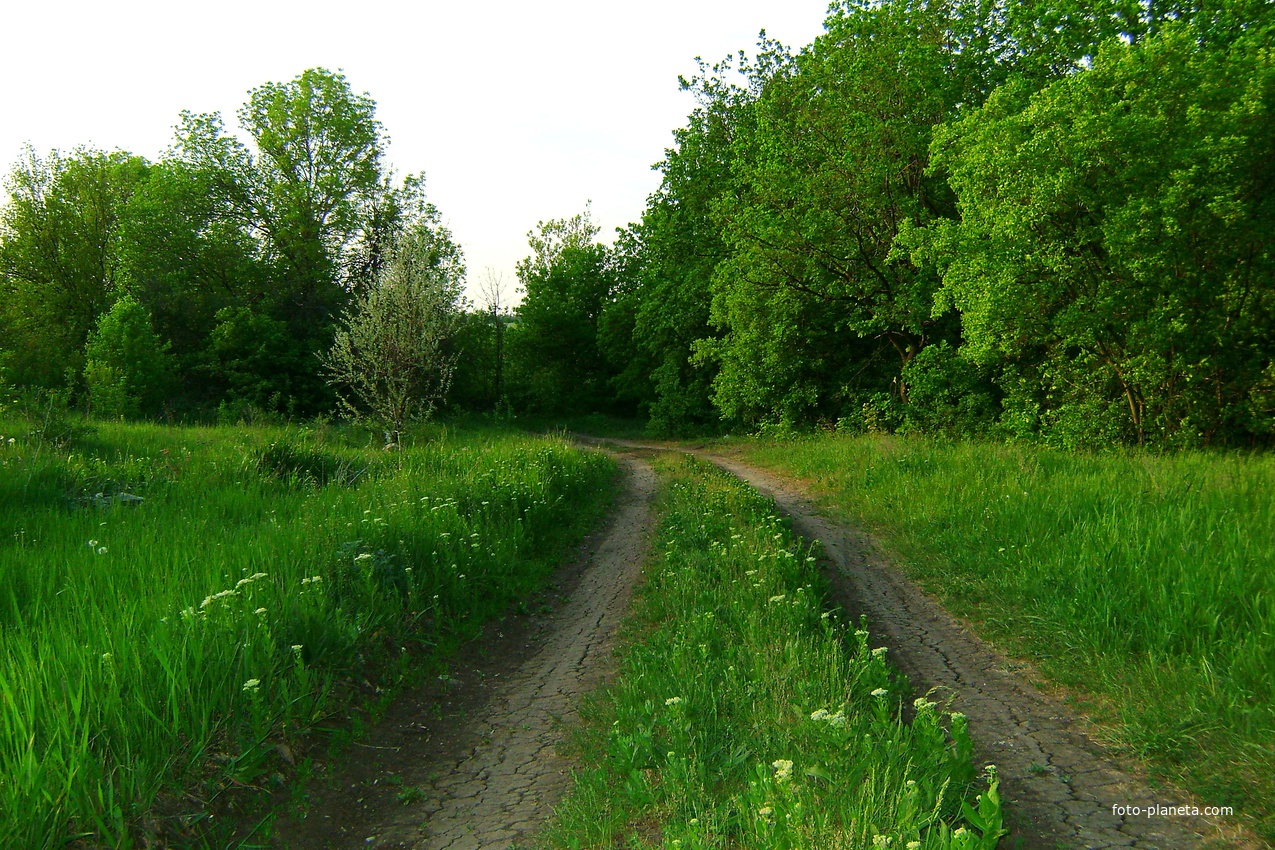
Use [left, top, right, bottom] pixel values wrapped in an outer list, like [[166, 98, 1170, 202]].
[[733, 434, 1275, 842], [542, 454, 1003, 849], [0, 420, 615, 848]]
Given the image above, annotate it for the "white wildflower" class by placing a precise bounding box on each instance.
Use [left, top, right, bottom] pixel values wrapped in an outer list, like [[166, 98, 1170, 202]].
[[242, 678, 261, 693], [772, 759, 793, 781], [871, 687, 888, 698], [665, 696, 682, 706]]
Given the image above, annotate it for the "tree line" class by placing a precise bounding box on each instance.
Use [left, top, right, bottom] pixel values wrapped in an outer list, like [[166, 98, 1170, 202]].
[[0, 68, 461, 423], [3, 0, 1273, 449], [515, 0, 1275, 448]]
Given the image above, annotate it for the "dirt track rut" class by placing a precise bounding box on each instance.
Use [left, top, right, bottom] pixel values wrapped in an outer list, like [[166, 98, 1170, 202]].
[[271, 454, 654, 850], [275, 439, 1249, 850], [697, 448, 1238, 850]]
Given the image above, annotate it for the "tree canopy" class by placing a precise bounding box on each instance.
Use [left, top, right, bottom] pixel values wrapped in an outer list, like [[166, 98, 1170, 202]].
[[2, 4, 1272, 447]]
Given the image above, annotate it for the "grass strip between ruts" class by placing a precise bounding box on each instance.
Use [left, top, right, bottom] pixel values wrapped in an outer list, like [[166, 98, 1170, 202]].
[[541, 453, 1003, 850]]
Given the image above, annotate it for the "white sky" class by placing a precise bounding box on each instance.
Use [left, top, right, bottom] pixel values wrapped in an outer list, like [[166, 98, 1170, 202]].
[[0, 0, 830, 302]]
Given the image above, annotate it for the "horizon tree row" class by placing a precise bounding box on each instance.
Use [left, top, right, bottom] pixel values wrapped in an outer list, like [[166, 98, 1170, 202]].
[[0, 68, 463, 421], [4, 0, 1273, 449], [520, 0, 1274, 448]]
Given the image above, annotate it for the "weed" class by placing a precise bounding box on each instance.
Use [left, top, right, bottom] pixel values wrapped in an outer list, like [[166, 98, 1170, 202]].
[[737, 433, 1274, 841], [0, 420, 616, 846], [542, 455, 1003, 849]]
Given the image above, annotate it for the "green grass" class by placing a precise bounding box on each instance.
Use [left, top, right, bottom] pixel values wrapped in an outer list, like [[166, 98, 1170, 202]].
[[730, 433, 1275, 843], [0, 420, 616, 848], [541, 454, 1004, 850]]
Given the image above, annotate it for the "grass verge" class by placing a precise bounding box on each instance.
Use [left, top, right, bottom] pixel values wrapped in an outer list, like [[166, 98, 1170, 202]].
[[541, 454, 1003, 850], [0, 420, 615, 848], [730, 433, 1274, 843]]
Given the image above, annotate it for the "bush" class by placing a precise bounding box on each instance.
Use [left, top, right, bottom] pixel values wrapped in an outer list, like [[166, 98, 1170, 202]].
[[83, 294, 174, 418]]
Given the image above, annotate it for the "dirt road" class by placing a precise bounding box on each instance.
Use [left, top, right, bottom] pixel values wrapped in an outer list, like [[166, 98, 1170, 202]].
[[697, 446, 1241, 850], [270, 454, 655, 850], [273, 439, 1251, 849]]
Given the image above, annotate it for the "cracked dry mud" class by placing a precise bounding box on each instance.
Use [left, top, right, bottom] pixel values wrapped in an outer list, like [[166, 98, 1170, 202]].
[[696, 447, 1248, 850], [270, 454, 654, 850]]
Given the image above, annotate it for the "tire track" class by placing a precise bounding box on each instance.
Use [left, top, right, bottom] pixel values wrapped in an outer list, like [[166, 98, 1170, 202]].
[[271, 454, 654, 850], [696, 448, 1243, 850]]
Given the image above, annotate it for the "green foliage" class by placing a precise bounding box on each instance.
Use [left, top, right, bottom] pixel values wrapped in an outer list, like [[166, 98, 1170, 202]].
[[623, 66, 746, 435], [544, 455, 1002, 848], [920, 18, 1275, 447], [236, 68, 383, 323], [208, 306, 313, 413], [83, 294, 175, 419], [740, 434, 1275, 841], [0, 147, 148, 390], [510, 207, 623, 415], [167, 69, 443, 416], [114, 159, 273, 377], [897, 343, 998, 437], [0, 421, 615, 847], [701, 1, 991, 428]]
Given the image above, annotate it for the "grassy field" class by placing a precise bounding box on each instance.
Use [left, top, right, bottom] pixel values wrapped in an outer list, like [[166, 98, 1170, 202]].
[[542, 454, 1004, 850], [730, 434, 1275, 842], [0, 420, 615, 848]]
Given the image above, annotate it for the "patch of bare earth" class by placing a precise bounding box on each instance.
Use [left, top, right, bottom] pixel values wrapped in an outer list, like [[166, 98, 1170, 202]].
[[269, 455, 654, 850], [694, 446, 1257, 850]]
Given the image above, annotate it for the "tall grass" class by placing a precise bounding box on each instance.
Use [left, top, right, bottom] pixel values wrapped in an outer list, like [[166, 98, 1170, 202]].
[[542, 455, 1003, 850], [734, 434, 1275, 842], [0, 421, 615, 848]]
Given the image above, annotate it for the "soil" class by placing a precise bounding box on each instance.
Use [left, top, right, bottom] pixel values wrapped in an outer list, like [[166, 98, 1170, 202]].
[[268, 453, 655, 850], [267, 437, 1259, 850], [682, 442, 1256, 850]]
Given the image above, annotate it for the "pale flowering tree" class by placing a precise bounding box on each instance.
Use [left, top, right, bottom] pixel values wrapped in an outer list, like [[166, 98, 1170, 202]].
[[322, 226, 464, 430]]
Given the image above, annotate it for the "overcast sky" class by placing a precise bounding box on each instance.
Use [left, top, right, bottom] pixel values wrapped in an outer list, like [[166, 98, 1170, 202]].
[[0, 0, 830, 301]]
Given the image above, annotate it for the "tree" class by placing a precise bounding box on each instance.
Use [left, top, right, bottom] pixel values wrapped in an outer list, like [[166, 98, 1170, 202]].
[[478, 268, 512, 408], [0, 147, 148, 389], [322, 226, 465, 429], [700, 0, 989, 427], [626, 55, 748, 434], [114, 159, 274, 390], [920, 17, 1275, 446], [170, 68, 438, 414], [237, 68, 385, 326], [509, 207, 620, 414], [207, 307, 311, 413]]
